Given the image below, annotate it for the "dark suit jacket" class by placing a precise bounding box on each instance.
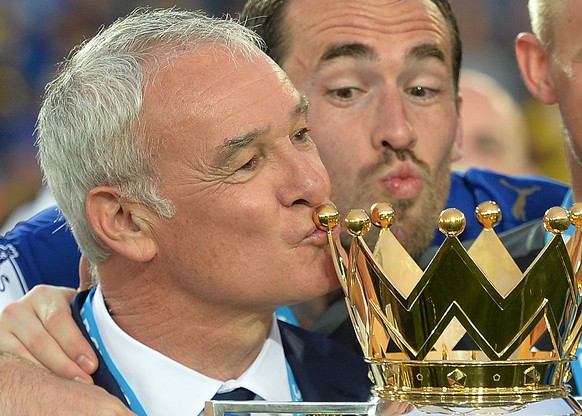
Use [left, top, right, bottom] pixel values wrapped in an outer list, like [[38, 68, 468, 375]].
[[71, 290, 372, 408]]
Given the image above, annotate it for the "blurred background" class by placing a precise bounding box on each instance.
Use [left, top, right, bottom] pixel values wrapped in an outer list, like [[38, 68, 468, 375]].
[[0, 0, 569, 231]]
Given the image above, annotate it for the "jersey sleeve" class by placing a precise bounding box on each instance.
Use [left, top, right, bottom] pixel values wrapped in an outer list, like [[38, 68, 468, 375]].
[[0, 206, 81, 311]]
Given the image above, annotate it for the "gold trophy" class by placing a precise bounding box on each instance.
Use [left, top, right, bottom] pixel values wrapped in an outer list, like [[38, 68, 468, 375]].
[[314, 201, 582, 415]]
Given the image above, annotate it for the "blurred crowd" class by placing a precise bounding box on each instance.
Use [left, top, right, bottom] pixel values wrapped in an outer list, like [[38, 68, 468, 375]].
[[0, 0, 570, 229], [450, 0, 568, 182]]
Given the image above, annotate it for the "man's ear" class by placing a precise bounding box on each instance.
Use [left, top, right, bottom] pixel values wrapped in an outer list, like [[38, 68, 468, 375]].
[[515, 32, 558, 105], [86, 186, 157, 262], [451, 93, 464, 162]]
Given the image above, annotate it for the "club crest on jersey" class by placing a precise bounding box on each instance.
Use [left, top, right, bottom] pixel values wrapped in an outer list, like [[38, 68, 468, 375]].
[[0, 244, 28, 310]]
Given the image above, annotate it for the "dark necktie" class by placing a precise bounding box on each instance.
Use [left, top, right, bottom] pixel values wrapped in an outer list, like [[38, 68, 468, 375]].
[[212, 387, 256, 416], [212, 387, 256, 401]]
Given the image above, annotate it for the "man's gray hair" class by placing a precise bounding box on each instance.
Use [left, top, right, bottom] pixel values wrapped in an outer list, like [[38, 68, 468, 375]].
[[36, 8, 264, 264]]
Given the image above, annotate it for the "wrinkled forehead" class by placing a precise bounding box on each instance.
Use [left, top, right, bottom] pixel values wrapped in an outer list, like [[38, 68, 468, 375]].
[[143, 42, 291, 113], [140, 43, 300, 156], [282, 0, 451, 64]]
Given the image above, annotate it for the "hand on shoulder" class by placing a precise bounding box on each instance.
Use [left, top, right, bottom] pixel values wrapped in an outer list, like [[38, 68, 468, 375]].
[[0, 284, 97, 382]]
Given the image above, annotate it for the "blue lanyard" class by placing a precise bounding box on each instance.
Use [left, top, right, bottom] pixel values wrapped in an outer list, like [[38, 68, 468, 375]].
[[80, 288, 147, 415], [276, 306, 300, 326], [286, 360, 303, 402], [82, 289, 303, 415]]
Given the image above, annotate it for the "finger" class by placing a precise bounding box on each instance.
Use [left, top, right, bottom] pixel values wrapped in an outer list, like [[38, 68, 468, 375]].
[[37, 290, 98, 375], [4, 299, 94, 383], [31, 285, 98, 367], [1, 286, 96, 382]]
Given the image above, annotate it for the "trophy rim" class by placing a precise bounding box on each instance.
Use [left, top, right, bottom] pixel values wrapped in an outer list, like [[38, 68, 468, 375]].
[[368, 358, 573, 407]]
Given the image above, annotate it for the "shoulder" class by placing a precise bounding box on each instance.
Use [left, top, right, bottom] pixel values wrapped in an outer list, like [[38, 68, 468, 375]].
[[0, 206, 81, 310], [451, 168, 568, 195], [3, 206, 72, 245], [446, 169, 569, 241], [498, 220, 546, 269]]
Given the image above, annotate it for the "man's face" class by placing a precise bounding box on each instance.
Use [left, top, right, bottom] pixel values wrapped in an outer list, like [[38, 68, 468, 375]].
[[546, 0, 582, 174], [141, 46, 338, 311], [280, 0, 462, 256]]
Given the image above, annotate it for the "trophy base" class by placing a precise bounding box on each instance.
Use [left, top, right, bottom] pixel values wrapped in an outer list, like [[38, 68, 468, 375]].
[[374, 397, 582, 415]]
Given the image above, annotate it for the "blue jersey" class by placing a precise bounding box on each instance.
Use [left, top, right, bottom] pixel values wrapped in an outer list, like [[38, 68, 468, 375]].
[[0, 168, 570, 310], [433, 168, 570, 245], [0, 206, 80, 311]]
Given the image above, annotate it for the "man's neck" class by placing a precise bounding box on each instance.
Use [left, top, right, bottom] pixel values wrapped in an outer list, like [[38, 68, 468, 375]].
[[97, 264, 273, 381]]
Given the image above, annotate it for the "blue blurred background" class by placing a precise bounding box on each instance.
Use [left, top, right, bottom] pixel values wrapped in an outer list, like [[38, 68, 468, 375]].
[[0, 0, 568, 229]]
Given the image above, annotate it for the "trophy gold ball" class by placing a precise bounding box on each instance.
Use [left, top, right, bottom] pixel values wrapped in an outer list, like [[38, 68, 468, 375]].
[[313, 204, 339, 232], [570, 202, 582, 228], [543, 206, 571, 234], [438, 208, 466, 237], [370, 202, 395, 229], [344, 209, 371, 237], [475, 200, 502, 229]]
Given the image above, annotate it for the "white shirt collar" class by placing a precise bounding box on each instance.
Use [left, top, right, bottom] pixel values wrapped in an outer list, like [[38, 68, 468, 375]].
[[92, 286, 291, 416]]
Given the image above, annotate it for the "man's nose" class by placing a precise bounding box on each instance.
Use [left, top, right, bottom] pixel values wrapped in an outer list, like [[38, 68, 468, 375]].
[[371, 91, 417, 154], [278, 149, 331, 208]]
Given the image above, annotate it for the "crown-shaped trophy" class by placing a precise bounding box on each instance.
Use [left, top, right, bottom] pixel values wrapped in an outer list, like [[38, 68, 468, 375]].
[[313, 201, 582, 414]]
